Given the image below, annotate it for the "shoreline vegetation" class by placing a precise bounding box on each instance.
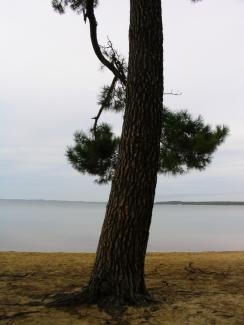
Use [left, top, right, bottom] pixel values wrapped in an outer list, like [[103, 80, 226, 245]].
[[1, 251, 244, 324], [1, 199, 244, 205]]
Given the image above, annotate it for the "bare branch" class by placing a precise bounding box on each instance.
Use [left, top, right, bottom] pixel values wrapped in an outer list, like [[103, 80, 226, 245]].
[[163, 90, 182, 96], [85, 1, 126, 85], [101, 38, 128, 80]]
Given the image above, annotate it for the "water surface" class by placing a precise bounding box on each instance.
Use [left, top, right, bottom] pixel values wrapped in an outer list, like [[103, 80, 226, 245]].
[[1, 200, 244, 252]]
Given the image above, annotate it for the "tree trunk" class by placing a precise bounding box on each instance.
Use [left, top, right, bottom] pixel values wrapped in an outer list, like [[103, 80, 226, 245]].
[[87, 0, 163, 305]]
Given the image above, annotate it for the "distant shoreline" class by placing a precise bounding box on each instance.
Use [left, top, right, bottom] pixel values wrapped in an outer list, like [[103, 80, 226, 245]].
[[155, 201, 244, 206], [1, 199, 244, 206]]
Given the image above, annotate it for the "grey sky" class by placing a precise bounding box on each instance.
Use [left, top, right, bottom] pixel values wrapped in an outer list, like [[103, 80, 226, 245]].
[[1, 0, 243, 201]]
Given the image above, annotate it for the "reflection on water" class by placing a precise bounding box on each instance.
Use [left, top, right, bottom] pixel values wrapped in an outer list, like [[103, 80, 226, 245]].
[[1, 200, 244, 252]]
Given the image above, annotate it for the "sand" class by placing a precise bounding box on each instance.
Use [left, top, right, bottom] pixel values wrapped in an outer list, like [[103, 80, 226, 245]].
[[1, 251, 244, 324]]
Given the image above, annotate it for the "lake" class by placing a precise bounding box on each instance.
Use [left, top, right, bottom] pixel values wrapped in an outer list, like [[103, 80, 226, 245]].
[[1, 200, 244, 252]]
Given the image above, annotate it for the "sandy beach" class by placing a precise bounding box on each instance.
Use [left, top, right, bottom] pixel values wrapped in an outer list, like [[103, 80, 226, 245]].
[[1, 251, 244, 324]]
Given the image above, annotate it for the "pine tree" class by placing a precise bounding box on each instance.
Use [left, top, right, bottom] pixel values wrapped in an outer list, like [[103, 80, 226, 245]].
[[67, 108, 228, 184], [50, 0, 228, 307]]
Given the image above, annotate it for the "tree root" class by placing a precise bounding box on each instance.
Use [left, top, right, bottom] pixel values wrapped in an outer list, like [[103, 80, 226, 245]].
[[185, 262, 231, 279], [0, 272, 36, 278], [44, 285, 160, 313], [44, 289, 89, 308], [0, 311, 40, 321]]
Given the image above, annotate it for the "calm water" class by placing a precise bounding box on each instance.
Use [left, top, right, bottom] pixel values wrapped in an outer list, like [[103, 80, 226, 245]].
[[1, 200, 244, 252]]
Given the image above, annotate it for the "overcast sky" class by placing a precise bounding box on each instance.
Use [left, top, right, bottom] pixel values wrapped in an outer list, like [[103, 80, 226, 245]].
[[1, 0, 244, 202]]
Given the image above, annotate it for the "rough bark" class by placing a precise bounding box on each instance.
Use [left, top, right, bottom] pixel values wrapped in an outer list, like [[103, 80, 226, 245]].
[[86, 0, 163, 306]]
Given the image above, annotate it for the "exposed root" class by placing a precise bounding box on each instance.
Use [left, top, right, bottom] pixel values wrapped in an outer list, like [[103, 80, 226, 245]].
[[96, 292, 160, 315], [0, 272, 36, 278], [1, 301, 43, 307], [0, 311, 40, 321], [45, 289, 88, 308], [44, 285, 160, 313], [185, 262, 231, 279]]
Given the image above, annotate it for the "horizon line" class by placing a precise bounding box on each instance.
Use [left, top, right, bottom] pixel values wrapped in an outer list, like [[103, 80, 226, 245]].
[[1, 198, 244, 205]]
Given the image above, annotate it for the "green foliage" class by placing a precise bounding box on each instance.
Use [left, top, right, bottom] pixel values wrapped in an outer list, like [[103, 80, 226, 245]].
[[66, 123, 119, 184], [67, 109, 228, 183], [52, 0, 98, 14], [55, 0, 227, 184], [160, 108, 229, 175], [98, 84, 126, 113]]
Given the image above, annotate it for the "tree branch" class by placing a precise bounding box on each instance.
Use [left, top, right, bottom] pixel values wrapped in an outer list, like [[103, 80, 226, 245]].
[[163, 90, 182, 96], [85, 1, 127, 85], [92, 76, 118, 135]]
